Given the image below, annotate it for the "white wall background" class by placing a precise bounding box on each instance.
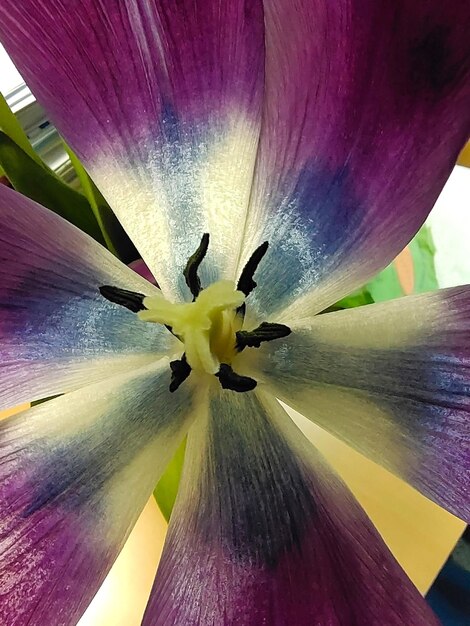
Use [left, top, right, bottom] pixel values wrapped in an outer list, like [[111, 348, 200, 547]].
[[0, 44, 23, 94], [427, 165, 470, 287]]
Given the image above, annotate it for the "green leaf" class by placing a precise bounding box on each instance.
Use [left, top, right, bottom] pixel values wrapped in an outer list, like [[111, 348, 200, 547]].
[[64, 143, 119, 256], [153, 438, 186, 521], [366, 262, 404, 302], [366, 225, 438, 302], [0, 92, 44, 167], [409, 226, 438, 293], [64, 141, 138, 263], [327, 225, 438, 311], [0, 131, 106, 245], [31, 395, 61, 407], [322, 286, 374, 312], [0, 92, 136, 260]]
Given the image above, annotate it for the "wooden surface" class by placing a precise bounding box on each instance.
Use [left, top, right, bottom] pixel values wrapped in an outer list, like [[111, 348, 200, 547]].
[[1, 402, 464, 626], [291, 408, 465, 594], [78, 498, 167, 626], [458, 141, 470, 168]]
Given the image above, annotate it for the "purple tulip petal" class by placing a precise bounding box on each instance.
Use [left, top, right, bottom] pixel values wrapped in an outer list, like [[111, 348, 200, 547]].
[[257, 286, 470, 523], [142, 390, 438, 626], [129, 258, 157, 285], [0, 359, 195, 625], [0, 0, 264, 300], [238, 0, 470, 317], [0, 185, 168, 409]]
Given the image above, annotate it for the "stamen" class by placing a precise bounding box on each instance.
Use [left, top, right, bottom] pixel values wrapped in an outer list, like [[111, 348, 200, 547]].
[[236, 322, 291, 351], [99, 237, 289, 395], [183, 233, 210, 300], [99, 285, 146, 312], [216, 363, 257, 392], [237, 241, 269, 297], [169, 354, 192, 392]]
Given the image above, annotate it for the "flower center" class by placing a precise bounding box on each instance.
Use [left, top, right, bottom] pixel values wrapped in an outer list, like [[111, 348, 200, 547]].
[[137, 280, 245, 375], [99, 234, 291, 393]]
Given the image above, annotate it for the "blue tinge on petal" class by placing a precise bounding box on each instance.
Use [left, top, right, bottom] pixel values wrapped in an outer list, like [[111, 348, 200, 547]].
[[256, 287, 470, 523], [142, 389, 438, 625], [0, 360, 194, 625], [238, 0, 470, 319], [0, 185, 168, 409], [0, 0, 265, 299], [247, 162, 365, 315]]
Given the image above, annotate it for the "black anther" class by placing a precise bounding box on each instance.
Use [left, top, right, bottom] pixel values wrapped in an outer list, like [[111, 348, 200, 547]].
[[183, 233, 210, 300], [169, 354, 192, 392], [236, 322, 291, 351], [236, 241, 269, 297], [99, 285, 146, 312], [216, 364, 257, 392]]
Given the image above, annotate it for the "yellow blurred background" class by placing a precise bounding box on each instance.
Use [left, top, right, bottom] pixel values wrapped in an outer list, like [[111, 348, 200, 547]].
[[458, 141, 470, 168]]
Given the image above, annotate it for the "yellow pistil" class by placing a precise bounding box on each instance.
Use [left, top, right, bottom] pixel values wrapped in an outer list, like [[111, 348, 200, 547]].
[[138, 280, 245, 374]]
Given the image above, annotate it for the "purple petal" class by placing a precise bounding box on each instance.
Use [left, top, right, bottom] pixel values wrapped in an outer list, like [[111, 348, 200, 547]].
[[0, 0, 264, 300], [129, 258, 157, 285], [0, 185, 168, 409], [238, 0, 470, 317], [142, 389, 438, 625], [257, 286, 470, 523], [0, 360, 195, 625]]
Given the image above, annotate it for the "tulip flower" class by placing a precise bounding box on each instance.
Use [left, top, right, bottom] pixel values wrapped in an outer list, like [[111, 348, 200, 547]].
[[0, 1, 469, 624]]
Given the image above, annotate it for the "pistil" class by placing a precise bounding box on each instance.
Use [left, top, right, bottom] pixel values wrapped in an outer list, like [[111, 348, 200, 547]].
[[138, 280, 245, 375]]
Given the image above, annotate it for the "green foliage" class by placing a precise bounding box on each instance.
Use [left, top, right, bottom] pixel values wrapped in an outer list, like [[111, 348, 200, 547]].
[[0, 92, 44, 166], [153, 438, 186, 521], [31, 395, 61, 407], [324, 287, 374, 312], [331, 226, 439, 312], [64, 142, 138, 263], [366, 262, 404, 302], [0, 95, 137, 262], [409, 226, 439, 293], [367, 226, 438, 302], [0, 131, 107, 244]]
